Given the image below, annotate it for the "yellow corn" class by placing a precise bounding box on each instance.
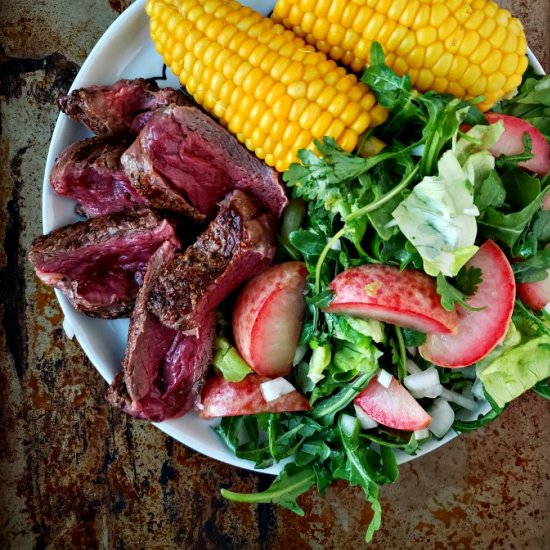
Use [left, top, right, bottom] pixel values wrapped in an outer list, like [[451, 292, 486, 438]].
[[147, 0, 387, 173], [273, 0, 528, 111]]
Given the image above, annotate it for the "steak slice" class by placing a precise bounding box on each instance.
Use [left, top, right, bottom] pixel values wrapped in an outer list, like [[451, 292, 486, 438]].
[[121, 105, 287, 221], [148, 190, 276, 332], [57, 78, 191, 136], [29, 208, 180, 318], [106, 242, 216, 421], [50, 135, 146, 218]]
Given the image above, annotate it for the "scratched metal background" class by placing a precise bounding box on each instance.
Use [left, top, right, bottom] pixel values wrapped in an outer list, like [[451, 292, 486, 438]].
[[1, 1, 549, 548]]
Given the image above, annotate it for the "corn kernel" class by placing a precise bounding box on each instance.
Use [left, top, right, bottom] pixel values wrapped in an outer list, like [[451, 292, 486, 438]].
[[337, 129, 358, 152], [272, 94, 293, 119], [299, 103, 322, 130], [289, 97, 309, 121], [310, 111, 333, 138]]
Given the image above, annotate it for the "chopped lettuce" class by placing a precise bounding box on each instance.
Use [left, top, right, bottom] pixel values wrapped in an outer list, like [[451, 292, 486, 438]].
[[212, 336, 252, 382], [392, 150, 479, 276], [307, 342, 331, 384], [478, 335, 550, 408], [392, 123, 505, 277]]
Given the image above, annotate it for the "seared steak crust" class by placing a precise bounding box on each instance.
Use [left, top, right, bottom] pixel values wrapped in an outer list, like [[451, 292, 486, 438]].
[[148, 190, 276, 332], [50, 135, 146, 218], [57, 78, 191, 136], [106, 241, 217, 421], [29, 208, 180, 318], [121, 105, 287, 220]]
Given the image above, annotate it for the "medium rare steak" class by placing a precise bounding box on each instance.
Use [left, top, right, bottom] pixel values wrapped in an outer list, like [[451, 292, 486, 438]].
[[29, 208, 179, 318], [57, 79, 191, 136], [50, 135, 146, 217], [106, 242, 216, 421], [148, 190, 276, 332], [121, 105, 287, 221]]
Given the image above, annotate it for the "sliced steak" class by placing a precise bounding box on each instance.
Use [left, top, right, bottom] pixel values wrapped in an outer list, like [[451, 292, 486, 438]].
[[121, 105, 287, 221], [106, 242, 216, 421], [50, 135, 146, 217], [148, 190, 276, 332], [57, 78, 191, 136], [29, 208, 179, 318]]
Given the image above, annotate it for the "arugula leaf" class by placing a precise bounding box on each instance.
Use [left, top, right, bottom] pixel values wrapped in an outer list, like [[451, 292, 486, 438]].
[[221, 463, 316, 516], [500, 74, 550, 139], [512, 248, 550, 282], [335, 415, 398, 542], [478, 188, 548, 248], [474, 171, 506, 213], [310, 372, 375, 426]]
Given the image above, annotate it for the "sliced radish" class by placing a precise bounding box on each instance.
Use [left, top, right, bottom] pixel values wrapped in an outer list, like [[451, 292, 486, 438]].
[[198, 374, 310, 419], [485, 113, 549, 176], [517, 244, 550, 310], [354, 376, 432, 431], [419, 240, 515, 368], [233, 262, 307, 377], [326, 264, 458, 334]]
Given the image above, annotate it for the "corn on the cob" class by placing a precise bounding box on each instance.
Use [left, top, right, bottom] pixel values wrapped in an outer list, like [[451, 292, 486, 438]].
[[146, 0, 387, 172], [273, 0, 529, 111]]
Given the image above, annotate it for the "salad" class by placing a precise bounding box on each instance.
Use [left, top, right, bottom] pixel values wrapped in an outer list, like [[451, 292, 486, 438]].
[[204, 46, 550, 541]]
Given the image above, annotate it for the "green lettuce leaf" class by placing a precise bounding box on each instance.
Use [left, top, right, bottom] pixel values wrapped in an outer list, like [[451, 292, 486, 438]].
[[212, 337, 252, 382], [478, 336, 550, 407], [392, 150, 480, 276]]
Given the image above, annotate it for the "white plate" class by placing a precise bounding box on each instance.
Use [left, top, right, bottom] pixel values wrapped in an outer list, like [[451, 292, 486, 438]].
[[42, 0, 544, 474]]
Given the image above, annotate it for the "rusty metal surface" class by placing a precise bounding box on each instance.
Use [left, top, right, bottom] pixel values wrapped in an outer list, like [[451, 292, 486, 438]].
[[1, 0, 549, 548]]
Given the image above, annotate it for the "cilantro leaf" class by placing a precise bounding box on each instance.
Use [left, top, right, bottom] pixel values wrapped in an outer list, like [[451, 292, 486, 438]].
[[512, 248, 550, 282], [436, 269, 485, 312]]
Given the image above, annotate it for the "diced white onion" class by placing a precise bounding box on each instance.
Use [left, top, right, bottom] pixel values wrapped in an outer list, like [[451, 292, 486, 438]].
[[260, 377, 296, 402], [341, 413, 357, 436], [329, 239, 342, 251], [354, 404, 379, 429], [405, 358, 423, 375], [472, 378, 486, 401], [404, 367, 443, 399], [414, 428, 430, 440], [544, 302, 550, 314], [292, 345, 308, 367], [411, 144, 425, 156], [440, 388, 478, 412], [406, 346, 417, 356], [377, 369, 393, 388], [428, 398, 455, 438], [63, 317, 75, 340], [462, 206, 480, 216]]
